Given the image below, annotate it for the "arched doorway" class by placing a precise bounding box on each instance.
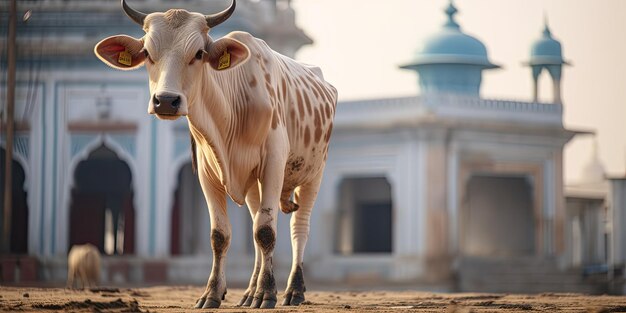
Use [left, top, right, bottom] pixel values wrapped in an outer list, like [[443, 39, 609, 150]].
[[462, 175, 535, 257], [69, 145, 135, 255], [0, 148, 28, 254], [170, 162, 254, 257], [170, 163, 211, 255], [335, 177, 393, 255]]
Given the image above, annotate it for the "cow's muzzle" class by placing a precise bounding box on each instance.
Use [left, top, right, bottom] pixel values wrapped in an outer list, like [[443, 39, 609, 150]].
[[152, 93, 181, 115]]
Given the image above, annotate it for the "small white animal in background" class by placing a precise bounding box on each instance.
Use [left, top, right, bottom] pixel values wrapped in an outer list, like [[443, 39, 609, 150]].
[[67, 244, 101, 289]]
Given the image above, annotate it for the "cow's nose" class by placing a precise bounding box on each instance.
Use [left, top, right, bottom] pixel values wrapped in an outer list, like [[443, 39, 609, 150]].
[[153, 93, 181, 115], [154, 94, 181, 108]]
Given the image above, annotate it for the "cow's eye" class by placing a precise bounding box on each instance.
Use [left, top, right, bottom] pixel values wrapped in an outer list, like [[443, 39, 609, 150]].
[[143, 50, 154, 64], [195, 50, 204, 60]]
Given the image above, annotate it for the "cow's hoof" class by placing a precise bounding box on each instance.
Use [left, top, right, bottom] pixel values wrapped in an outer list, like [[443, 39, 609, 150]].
[[252, 296, 277, 309], [260, 299, 277, 309], [194, 297, 206, 309], [251, 297, 262, 308], [282, 291, 305, 306], [237, 288, 255, 307], [237, 294, 254, 307], [251, 296, 277, 309], [201, 298, 221, 309]]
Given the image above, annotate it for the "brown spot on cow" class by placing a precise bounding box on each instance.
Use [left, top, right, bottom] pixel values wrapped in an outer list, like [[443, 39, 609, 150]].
[[323, 102, 331, 119], [314, 107, 321, 129], [289, 156, 304, 172], [324, 122, 333, 143], [296, 89, 305, 120], [289, 108, 296, 123], [314, 126, 322, 144], [303, 93, 312, 115], [303, 126, 310, 147], [313, 108, 323, 143], [255, 224, 275, 254], [211, 229, 229, 256], [264, 73, 271, 83], [249, 76, 257, 88]]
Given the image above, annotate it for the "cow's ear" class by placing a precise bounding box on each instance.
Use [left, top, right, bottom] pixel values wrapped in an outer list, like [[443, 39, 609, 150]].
[[94, 35, 146, 70], [205, 38, 250, 71]]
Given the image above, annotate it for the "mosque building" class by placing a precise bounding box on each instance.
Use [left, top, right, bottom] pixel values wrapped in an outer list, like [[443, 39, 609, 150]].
[[315, 2, 620, 293], [1, 0, 624, 294]]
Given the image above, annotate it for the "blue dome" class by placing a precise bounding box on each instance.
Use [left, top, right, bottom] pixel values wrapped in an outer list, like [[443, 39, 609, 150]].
[[401, 2, 498, 69], [415, 29, 495, 67], [529, 24, 567, 65]]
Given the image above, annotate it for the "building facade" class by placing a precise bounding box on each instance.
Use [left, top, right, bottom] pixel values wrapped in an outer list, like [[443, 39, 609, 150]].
[[1, 0, 624, 293]]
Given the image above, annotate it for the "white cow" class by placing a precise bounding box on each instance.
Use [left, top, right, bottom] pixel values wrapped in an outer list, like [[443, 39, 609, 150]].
[[95, 0, 337, 309], [67, 243, 101, 289]]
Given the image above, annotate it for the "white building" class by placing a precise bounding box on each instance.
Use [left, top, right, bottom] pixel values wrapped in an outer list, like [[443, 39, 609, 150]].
[[1, 0, 624, 293]]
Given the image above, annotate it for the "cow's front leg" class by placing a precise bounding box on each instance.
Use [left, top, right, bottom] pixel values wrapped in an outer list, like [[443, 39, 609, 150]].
[[238, 183, 262, 307], [252, 133, 288, 309], [194, 177, 231, 309], [251, 205, 278, 309]]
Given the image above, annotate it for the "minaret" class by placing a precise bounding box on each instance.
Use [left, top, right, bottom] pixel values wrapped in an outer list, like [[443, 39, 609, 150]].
[[580, 138, 606, 184], [526, 17, 569, 104]]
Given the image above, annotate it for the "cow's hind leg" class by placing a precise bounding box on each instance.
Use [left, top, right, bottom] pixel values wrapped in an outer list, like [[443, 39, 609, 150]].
[[282, 173, 322, 306], [238, 183, 262, 307], [194, 175, 231, 309]]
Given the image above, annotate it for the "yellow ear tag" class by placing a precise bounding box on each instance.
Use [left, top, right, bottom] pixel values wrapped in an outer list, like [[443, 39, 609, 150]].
[[217, 50, 231, 70], [118, 49, 132, 67]]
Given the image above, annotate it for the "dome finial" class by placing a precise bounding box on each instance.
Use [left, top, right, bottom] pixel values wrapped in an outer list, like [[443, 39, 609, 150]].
[[542, 13, 552, 37], [444, 0, 460, 29]]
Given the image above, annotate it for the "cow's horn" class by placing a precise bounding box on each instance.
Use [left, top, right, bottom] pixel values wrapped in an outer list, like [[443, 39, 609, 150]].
[[205, 0, 236, 28], [122, 0, 147, 26]]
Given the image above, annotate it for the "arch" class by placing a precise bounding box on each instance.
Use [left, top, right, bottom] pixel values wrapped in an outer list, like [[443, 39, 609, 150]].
[[61, 134, 140, 254], [169, 162, 213, 256], [167, 152, 193, 220], [167, 152, 193, 256], [532, 65, 561, 103], [67, 143, 136, 255], [0, 142, 30, 191], [335, 176, 393, 255], [0, 147, 29, 254]]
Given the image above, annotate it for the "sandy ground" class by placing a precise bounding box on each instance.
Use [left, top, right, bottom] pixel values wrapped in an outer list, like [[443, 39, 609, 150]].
[[1, 286, 625, 312]]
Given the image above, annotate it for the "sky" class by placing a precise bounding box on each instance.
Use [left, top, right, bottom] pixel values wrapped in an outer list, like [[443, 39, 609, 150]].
[[290, 0, 626, 184]]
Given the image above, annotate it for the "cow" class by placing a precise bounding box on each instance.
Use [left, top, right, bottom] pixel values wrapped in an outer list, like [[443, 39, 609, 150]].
[[94, 0, 337, 309], [67, 244, 101, 289]]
